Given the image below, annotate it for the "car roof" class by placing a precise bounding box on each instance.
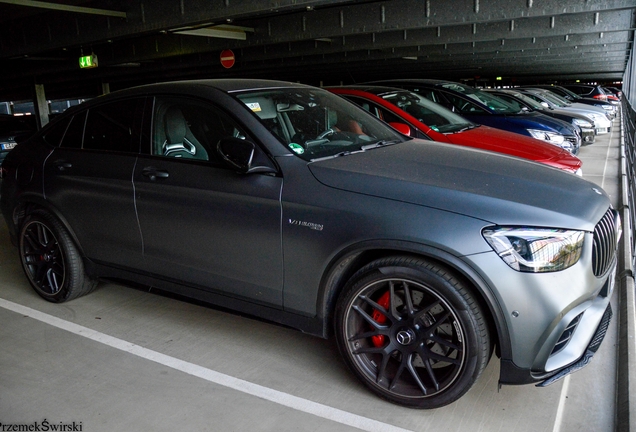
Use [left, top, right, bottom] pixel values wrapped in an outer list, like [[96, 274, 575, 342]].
[[329, 85, 415, 97], [369, 79, 452, 87]]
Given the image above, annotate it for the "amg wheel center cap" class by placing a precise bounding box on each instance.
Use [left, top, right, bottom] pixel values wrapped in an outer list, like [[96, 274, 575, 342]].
[[396, 329, 416, 346]]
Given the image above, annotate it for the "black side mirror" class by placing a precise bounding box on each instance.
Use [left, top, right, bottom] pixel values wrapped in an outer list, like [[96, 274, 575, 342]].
[[217, 137, 277, 174]]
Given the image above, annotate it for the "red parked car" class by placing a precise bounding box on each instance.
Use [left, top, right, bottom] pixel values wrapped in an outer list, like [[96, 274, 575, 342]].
[[328, 86, 582, 174]]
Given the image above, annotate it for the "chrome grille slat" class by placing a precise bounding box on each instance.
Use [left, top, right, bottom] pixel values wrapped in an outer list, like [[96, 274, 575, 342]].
[[592, 209, 619, 277]]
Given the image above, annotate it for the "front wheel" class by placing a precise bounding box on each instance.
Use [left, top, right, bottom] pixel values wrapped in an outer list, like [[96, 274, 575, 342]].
[[334, 256, 491, 409], [19, 211, 97, 303]]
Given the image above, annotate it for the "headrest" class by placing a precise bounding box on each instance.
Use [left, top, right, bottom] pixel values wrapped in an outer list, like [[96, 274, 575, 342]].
[[164, 106, 187, 143]]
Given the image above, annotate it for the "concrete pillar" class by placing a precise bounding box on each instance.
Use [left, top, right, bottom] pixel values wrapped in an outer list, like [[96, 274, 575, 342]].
[[34, 84, 49, 130]]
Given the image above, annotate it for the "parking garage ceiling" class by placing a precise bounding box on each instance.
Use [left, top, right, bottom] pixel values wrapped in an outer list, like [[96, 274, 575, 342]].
[[0, 0, 634, 100]]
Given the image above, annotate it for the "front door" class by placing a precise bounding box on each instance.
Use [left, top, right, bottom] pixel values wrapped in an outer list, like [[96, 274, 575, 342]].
[[133, 96, 284, 307]]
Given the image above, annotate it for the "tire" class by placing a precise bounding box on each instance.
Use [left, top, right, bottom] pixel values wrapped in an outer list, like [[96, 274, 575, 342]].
[[334, 256, 491, 409], [18, 211, 97, 303]]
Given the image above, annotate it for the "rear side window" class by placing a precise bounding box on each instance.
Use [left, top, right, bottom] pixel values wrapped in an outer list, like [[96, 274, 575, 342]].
[[43, 116, 71, 146], [59, 111, 86, 149], [83, 99, 143, 153]]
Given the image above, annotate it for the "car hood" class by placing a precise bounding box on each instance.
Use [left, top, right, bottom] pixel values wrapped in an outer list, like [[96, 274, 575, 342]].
[[506, 111, 576, 135], [570, 102, 610, 116], [442, 125, 581, 171], [308, 140, 608, 231]]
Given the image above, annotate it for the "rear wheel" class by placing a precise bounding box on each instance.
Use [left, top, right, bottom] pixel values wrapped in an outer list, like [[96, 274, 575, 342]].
[[19, 211, 97, 302], [334, 256, 490, 408]]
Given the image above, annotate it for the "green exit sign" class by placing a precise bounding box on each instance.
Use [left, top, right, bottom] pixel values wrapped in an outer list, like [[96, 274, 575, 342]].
[[79, 54, 98, 69]]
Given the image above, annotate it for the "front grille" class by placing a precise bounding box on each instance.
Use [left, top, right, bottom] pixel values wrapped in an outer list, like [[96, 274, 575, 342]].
[[550, 313, 583, 356], [592, 209, 620, 276], [564, 135, 580, 148]]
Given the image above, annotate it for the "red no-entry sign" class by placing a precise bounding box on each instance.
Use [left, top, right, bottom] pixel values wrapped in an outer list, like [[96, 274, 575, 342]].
[[220, 50, 235, 69]]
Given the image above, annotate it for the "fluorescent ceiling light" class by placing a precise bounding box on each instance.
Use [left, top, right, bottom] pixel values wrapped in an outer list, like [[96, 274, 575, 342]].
[[0, 0, 126, 18], [172, 25, 252, 41]]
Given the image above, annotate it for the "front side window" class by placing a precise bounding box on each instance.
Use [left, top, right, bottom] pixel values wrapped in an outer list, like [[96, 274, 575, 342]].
[[152, 97, 248, 165], [234, 87, 405, 161]]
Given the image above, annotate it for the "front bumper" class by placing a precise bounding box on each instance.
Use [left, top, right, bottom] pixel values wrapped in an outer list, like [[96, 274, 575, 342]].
[[580, 128, 595, 144], [465, 209, 619, 387], [536, 303, 612, 387]]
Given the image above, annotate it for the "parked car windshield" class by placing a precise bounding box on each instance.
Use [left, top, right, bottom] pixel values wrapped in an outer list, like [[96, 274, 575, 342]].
[[540, 91, 571, 107], [381, 91, 476, 133], [235, 87, 405, 161], [506, 92, 545, 110], [440, 83, 521, 114]]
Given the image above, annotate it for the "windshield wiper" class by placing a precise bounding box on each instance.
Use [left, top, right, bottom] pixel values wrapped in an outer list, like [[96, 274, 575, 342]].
[[310, 140, 400, 162], [361, 139, 401, 150], [310, 148, 365, 162], [448, 124, 477, 134]]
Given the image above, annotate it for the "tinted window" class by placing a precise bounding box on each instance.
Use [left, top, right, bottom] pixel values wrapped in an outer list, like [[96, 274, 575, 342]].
[[152, 97, 247, 165], [83, 99, 141, 153], [43, 117, 71, 146], [59, 111, 86, 149], [443, 92, 488, 114]]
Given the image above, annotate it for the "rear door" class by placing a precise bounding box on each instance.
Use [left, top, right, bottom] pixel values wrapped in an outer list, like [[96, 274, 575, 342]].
[[43, 98, 145, 269]]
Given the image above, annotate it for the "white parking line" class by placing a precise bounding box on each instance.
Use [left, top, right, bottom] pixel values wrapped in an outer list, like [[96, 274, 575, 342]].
[[601, 118, 617, 189], [551, 375, 571, 432], [0, 298, 414, 432]]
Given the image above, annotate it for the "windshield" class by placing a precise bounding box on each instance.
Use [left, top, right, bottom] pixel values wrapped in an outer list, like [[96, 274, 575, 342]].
[[559, 87, 581, 99], [541, 91, 571, 107], [381, 91, 475, 133], [235, 87, 405, 161], [507, 92, 544, 110], [440, 83, 521, 114]]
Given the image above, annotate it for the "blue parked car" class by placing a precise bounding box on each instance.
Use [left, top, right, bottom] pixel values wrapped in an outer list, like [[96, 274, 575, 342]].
[[368, 79, 581, 154]]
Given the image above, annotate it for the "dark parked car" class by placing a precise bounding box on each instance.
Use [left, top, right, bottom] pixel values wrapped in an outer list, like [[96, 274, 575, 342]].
[[604, 86, 622, 100], [485, 89, 595, 144], [0, 114, 36, 166], [329, 85, 583, 169], [601, 87, 621, 104], [0, 79, 620, 409], [561, 84, 608, 101], [369, 79, 582, 154]]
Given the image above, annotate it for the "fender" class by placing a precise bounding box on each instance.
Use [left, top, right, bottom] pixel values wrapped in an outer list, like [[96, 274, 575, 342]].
[[316, 238, 512, 360], [11, 193, 89, 259]]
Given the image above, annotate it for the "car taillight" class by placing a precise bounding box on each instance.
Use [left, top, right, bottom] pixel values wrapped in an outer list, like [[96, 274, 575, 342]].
[[593, 95, 607, 101]]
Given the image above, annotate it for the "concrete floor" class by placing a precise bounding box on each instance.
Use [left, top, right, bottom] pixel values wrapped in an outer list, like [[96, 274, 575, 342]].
[[0, 117, 622, 432]]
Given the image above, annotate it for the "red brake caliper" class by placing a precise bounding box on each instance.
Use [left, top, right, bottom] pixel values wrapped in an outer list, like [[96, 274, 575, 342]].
[[371, 291, 390, 347]]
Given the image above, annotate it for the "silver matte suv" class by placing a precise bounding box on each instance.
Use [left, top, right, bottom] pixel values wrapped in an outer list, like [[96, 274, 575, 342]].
[[0, 79, 621, 408]]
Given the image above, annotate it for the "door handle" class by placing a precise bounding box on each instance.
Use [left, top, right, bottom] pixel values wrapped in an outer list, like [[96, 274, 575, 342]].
[[142, 166, 169, 181], [54, 160, 72, 171]]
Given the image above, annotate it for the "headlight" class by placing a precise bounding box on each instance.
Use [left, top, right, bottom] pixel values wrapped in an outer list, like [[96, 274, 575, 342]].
[[527, 129, 565, 145], [572, 118, 593, 128], [482, 227, 584, 272]]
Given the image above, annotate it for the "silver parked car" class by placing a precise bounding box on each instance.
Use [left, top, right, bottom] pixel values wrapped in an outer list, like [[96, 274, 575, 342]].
[[0, 79, 620, 409]]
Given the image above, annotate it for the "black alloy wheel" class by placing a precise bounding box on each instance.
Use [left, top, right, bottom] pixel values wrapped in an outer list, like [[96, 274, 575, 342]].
[[335, 256, 490, 408], [19, 211, 97, 302]]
